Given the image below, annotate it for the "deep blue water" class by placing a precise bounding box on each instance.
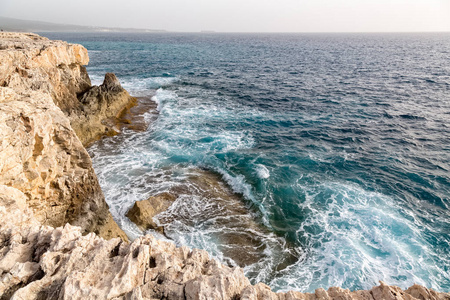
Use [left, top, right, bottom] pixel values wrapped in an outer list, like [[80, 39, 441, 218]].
[[43, 32, 450, 293]]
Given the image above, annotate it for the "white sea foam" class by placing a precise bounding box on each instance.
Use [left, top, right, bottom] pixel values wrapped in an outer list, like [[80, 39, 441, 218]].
[[151, 88, 178, 112], [256, 164, 270, 179], [89, 74, 104, 86], [218, 171, 254, 200], [264, 180, 443, 293], [121, 77, 178, 96], [89, 83, 446, 293], [87, 72, 178, 97], [149, 87, 257, 156]]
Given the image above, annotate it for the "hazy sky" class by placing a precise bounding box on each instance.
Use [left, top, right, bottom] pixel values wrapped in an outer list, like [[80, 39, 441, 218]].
[[1, 0, 450, 32]]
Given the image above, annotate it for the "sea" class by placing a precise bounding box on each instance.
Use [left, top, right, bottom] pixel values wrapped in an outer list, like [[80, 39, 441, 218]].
[[42, 32, 450, 293]]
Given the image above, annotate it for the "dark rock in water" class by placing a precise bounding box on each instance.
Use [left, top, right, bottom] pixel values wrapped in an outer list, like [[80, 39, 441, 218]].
[[126, 192, 177, 233], [148, 168, 304, 272]]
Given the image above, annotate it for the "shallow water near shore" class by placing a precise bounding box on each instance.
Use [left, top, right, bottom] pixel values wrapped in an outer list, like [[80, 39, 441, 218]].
[[42, 32, 450, 293]]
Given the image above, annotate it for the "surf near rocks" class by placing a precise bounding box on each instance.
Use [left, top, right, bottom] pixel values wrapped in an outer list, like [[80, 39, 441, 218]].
[[0, 32, 449, 299]]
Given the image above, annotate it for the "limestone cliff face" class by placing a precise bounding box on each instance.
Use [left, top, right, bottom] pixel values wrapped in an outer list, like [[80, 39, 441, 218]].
[[0, 87, 126, 241], [0, 32, 128, 241], [0, 32, 91, 119], [0, 32, 136, 146]]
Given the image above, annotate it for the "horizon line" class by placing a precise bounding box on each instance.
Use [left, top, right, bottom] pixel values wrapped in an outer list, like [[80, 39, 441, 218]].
[[1, 15, 449, 35]]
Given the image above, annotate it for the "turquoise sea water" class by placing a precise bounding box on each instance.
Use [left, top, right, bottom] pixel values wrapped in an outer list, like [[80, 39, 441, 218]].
[[43, 32, 450, 293]]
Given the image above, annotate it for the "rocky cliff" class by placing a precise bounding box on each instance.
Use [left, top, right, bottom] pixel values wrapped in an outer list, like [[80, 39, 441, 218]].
[[0, 32, 136, 146], [0, 32, 448, 299], [0, 32, 128, 240]]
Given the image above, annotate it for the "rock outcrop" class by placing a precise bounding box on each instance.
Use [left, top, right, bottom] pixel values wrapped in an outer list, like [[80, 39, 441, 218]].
[[0, 32, 128, 241], [75, 72, 137, 145], [126, 192, 177, 233], [0, 32, 136, 146]]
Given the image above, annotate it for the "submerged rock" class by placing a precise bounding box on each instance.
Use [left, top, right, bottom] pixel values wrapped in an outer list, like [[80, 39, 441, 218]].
[[117, 95, 158, 132], [126, 192, 177, 233], [136, 168, 303, 274]]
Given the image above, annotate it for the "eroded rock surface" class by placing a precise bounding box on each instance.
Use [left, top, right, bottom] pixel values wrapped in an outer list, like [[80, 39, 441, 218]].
[[0, 32, 128, 241], [0, 87, 127, 241], [1, 186, 448, 300], [0, 188, 250, 299], [0, 32, 136, 146]]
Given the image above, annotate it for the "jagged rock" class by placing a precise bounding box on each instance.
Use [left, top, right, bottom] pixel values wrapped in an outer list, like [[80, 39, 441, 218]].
[[0, 87, 127, 242], [239, 281, 450, 300], [77, 72, 137, 145], [0, 32, 136, 146], [1, 187, 449, 300], [101, 72, 124, 92], [126, 192, 177, 233], [0, 192, 250, 299]]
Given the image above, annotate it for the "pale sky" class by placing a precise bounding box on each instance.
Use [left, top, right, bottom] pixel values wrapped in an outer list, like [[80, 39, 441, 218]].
[[1, 0, 450, 32]]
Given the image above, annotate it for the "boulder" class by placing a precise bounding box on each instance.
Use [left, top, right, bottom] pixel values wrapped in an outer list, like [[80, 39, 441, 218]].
[[126, 192, 177, 233]]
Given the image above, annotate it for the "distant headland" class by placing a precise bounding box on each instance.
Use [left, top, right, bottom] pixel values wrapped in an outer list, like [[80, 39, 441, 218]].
[[0, 16, 167, 33]]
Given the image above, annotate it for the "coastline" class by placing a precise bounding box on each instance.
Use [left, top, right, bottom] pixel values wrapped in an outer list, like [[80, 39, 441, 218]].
[[0, 32, 448, 299]]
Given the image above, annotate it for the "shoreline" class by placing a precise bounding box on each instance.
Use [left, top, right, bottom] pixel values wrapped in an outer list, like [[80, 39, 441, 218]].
[[0, 32, 448, 299]]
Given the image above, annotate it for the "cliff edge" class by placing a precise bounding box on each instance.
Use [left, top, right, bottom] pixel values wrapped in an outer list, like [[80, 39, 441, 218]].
[[0, 33, 448, 299], [0, 32, 128, 240], [0, 32, 136, 146]]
